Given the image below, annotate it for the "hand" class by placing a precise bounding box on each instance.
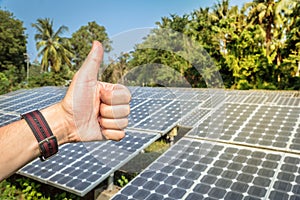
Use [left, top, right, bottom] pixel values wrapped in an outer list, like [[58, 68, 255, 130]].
[[61, 41, 131, 142]]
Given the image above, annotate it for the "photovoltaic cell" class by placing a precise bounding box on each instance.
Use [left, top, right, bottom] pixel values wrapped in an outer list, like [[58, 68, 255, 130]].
[[112, 138, 288, 200], [0, 113, 19, 127], [128, 99, 171, 129], [179, 108, 211, 128], [2, 86, 300, 198], [113, 89, 300, 200], [234, 106, 300, 151], [187, 103, 258, 141], [133, 100, 199, 133], [269, 155, 300, 200], [19, 131, 159, 196]]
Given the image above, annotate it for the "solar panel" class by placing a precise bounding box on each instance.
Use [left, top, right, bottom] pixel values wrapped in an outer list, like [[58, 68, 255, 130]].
[[178, 108, 211, 128], [269, 155, 300, 199], [113, 89, 300, 200], [112, 138, 289, 200], [2, 86, 300, 199], [0, 113, 19, 127], [187, 103, 258, 141], [233, 106, 300, 151], [19, 130, 160, 196], [133, 100, 199, 133], [1, 86, 205, 196], [128, 99, 172, 130]]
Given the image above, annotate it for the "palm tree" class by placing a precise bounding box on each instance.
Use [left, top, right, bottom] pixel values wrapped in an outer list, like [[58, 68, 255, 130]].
[[243, 0, 294, 57], [32, 18, 73, 72]]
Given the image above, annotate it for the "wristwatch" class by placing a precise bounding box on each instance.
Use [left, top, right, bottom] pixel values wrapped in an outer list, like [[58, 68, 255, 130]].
[[21, 110, 58, 161]]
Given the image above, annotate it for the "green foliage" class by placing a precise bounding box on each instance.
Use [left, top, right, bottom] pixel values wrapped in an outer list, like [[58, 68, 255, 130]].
[[117, 175, 129, 187], [0, 9, 27, 72], [144, 139, 169, 153], [0, 9, 27, 94], [32, 18, 73, 72], [1, 177, 81, 200], [70, 21, 111, 70], [0, 180, 21, 199], [0, 178, 50, 200], [16, 178, 49, 200], [0, 72, 10, 95], [2, 0, 300, 92], [120, 0, 299, 90], [54, 192, 79, 200], [29, 65, 74, 87]]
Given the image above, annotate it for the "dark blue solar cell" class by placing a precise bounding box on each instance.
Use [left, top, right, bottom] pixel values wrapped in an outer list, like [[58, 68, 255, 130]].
[[50, 174, 72, 184], [165, 176, 180, 185], [120, 185, 137, 195], [173, 168, 188, 177], [74, 182, 90, 191], [155, 184, 172, 195], [231, 182, 248, 193], [66, 178, 82, 188], [133, 189, 150, 199], [253, 177, 271, 187], [248, 186, 267, 197], [273, 181, 292, 192], [193, 183, 211, 194], [160, 166, 175, 174], [293, 185, 300, 195], [131, 177, 146, 186], [186, 193, 204, 200], [152, 173, 168, 182], [178, 179, 193, 189], [143, 181, 159, 190], [168, 188, 186, 199], [278, 172, 295, 182], [208, 187, 227, 199], [224, 191, 244, 200], [215, 178, 232, 188], [207, 167, 223, 176], [290, 195, 300, 200], [147, 193, 164, 200], [185, 171, 201, 181], [86, 173, 103, 182], [269, 191, 289, 200], [258, 168, 275, 178]]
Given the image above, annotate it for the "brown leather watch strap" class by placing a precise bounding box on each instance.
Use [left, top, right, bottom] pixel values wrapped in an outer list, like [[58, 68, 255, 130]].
[[21, 110, 58, 161]]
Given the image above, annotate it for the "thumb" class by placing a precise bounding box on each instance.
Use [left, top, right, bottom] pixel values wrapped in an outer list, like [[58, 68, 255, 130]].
[[76, 41, 104, 83]]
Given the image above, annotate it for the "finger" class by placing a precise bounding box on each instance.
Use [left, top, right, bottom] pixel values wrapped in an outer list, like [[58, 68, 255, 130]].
[[100, 104, 130, 119], [99, 83, 131, 105], [76, 41, 103, 84], [99, 117, 128, 130], [101, 129, 125, 141]]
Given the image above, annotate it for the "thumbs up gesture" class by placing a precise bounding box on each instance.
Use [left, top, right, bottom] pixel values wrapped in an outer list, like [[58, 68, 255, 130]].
[[61, 41, 131, 142]]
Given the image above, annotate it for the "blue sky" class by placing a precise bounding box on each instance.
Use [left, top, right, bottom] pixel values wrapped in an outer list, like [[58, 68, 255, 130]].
[[0, 0, 250, 60]]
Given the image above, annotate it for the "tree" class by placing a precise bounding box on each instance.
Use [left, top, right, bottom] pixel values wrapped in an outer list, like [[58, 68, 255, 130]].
[[70, 21, 111, 69], [32, 18, 73, 72], [102, 53, 130, 84], [0, 9, 27, 93]]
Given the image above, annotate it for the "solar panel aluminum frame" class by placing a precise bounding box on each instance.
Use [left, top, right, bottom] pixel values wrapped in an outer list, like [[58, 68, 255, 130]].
[[18, 130, 160, 196]]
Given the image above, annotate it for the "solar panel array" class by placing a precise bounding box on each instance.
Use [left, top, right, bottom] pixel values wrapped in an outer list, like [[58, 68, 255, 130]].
[[1, 87, 300, 199], [0, 86, 207, 196], [113, 89, 300, 200], [18, 131, 159, 196]]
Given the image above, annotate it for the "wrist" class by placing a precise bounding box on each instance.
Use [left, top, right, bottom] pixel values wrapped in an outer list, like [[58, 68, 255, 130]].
[[40, 102, 76, 145]]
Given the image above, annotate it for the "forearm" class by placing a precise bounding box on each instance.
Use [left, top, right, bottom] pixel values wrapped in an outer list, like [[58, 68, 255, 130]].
[[0, 103, 71, 181]]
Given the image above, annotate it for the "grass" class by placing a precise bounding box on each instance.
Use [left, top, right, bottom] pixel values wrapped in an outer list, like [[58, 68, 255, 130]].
[[144, 138, 170, 153]]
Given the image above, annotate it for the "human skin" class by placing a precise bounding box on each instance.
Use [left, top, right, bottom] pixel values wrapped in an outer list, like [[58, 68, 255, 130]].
[[0, 41, 131, 181]]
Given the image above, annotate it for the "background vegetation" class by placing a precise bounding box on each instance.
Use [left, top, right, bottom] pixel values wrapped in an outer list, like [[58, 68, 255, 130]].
[[1, 0, 300, 95], [0, 0, 299, 198]]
